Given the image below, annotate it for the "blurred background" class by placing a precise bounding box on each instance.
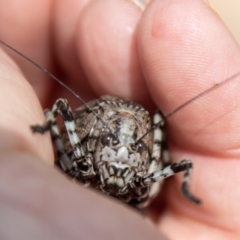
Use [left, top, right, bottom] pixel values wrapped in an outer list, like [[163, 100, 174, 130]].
[[209, 0, 240, 43]]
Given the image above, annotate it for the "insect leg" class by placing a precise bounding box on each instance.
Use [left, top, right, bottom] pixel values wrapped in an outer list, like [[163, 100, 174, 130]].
[[148, 111, 165, 174], [129, 112, 168, 208], [32, 98, 84, 159], [137, 160, 201, 204], [31, 99, 95, 178], [142, 111, 165, 205], [52, 98, 84, 160], [31, 108, 73, 171]]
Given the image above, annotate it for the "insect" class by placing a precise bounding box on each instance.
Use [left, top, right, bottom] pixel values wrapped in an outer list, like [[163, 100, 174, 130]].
[[31, 95, 200, 208], [3, 40, 238, 209]]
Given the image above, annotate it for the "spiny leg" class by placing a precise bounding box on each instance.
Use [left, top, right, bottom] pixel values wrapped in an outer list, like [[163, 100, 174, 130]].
[[132, 111, 167, 208], [144, 111, 200, 204], [52, 98, 84, 160], [31, 99, 83, 159], [31, 99, 95, 178], [143, 111, 165, 206], [161, 128, 170, 167], [148, 111, 165, 174], [53, 99, 95, 177], [137, 160, 201, 204], [31, 108, 73, 172]]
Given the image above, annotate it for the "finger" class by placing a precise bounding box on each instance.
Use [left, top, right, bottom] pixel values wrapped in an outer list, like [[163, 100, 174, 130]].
[[0, 0, 53, 104], [0, 152, 167, 240], [139, 0, 240, 152], [51, 0, 96, 106], [138, 0, 240, 239], [53, 0, 151, 104], [0, 47, 53, 164]]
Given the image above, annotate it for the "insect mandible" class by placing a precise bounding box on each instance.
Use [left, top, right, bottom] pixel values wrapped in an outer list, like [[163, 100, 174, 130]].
[[3, 40, 237, 209]]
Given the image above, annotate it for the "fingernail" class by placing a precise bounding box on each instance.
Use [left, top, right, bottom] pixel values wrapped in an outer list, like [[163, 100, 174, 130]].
[[203, 0, 210, 6], [130, 0, 151, 11]]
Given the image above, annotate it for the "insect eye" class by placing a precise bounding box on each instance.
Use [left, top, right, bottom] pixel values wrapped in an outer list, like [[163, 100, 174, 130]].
[[130, 143, 136, 151], [76, 161, 89, 172], [136, 140, 145, 153], [101, 133, 116, 146]]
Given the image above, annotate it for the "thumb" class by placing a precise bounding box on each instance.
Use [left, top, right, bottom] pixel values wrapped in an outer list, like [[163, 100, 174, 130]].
[[139, 0, 240, 239]]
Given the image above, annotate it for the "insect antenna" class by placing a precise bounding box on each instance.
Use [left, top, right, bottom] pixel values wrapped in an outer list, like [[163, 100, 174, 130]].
[[0, 40, 115, 135], [2, 40, 240, 142], [136, 71, 240, 143]]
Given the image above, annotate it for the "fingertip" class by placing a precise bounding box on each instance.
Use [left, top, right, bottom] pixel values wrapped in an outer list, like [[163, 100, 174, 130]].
[[76, 0, 150, 103], [139, 0, 240, 112], [138, 0, 240, 152]]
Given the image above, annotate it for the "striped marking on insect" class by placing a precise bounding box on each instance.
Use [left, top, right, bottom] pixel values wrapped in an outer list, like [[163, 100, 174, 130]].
[[1, 40, 239, 209]]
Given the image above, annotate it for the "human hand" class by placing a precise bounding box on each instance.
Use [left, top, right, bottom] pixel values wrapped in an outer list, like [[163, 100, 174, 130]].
[[1, 0, 240, 239]]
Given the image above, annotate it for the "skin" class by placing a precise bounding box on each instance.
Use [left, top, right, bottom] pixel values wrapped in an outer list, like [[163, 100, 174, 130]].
[[0, 0, 240, 239]]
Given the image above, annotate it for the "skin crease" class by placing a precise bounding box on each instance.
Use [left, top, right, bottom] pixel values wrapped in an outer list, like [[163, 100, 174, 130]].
[[0, 0, 240, 239]]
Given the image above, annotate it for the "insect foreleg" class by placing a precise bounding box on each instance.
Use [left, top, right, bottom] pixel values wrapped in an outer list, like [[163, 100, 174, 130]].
[[148, 111, 164, 174], [135, 160, 201, 204], [142, 111, 166, 204], [31, 107, 73, 171], [52, 98, 84, 160], [31, 98, 96, 179]]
